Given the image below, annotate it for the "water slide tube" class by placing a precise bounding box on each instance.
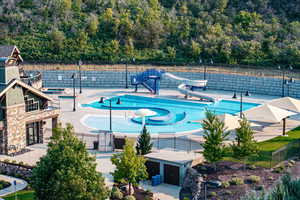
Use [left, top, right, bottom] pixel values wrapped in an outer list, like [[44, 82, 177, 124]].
[[164, 72, 218, 102]]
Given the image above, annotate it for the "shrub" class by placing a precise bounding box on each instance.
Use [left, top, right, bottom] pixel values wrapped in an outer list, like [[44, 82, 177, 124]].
[[124, 195, 136, 200], [273, 163, 285, 173], [111, 187, 123, 199], [255, 185, 263, 191], [19, 161, 25, 166], [222, 181, 230, 188], [230, 177, 244, 185], [289, 160, 296, 165], [0, 180, 11, 190], [224, 190, 232, 195], [209, 191, 217, 197], [287, 162, 294, 168], [11, 160, 17, 164], [247, 165, 256, 170], [246, 175, 261, 184]]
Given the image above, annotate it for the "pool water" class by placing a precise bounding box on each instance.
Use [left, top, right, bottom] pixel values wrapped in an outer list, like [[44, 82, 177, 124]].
[[81, 95, 259, 134]]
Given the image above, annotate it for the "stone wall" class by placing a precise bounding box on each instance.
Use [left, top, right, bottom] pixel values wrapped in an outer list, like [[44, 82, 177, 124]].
[[6, 104, 27, 154], [28, 69, 300, 98], [5, 103, 60, 154]]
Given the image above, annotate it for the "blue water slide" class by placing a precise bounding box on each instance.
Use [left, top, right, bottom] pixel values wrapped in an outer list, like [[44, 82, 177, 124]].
[[131, 69, 165, 94]]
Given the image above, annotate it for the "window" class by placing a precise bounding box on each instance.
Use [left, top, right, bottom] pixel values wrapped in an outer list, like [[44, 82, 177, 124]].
[[25, 98, 39, 112]]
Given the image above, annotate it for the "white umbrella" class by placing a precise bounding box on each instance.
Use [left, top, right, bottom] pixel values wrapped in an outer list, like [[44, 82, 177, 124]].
[[243, 104, 296, 135], [243, 104, 296, 123], [217, 113, 260, 130], [268, 97, 300, 113], [134, 109, 157, 127]]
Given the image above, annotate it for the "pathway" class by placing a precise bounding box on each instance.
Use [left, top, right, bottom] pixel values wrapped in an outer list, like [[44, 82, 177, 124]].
[[0, 175, 28, 198]]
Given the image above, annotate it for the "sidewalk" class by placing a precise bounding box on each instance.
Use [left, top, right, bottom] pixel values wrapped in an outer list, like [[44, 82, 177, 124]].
[[0, 175, 28, 198]]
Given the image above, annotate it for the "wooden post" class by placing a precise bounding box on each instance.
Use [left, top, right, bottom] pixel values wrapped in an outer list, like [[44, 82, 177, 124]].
[[283, 118, 286, 136]]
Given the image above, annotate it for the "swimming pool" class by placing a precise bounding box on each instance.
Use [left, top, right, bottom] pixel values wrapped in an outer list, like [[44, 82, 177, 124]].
[[81, 95, 259, 134]]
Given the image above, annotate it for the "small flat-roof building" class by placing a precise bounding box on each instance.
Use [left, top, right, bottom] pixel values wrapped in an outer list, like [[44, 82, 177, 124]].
[[0, 45, 60, 155], [144, 150, 203, 186]]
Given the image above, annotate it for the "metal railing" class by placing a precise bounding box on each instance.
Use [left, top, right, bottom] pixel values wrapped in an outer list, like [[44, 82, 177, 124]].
[[21, 71, 42, 85], [271, 139, 300, 167]]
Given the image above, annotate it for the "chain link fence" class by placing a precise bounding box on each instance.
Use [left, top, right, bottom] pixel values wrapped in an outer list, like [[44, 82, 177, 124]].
[[22, 63, 300, 80], [271, 139, 300, 167]]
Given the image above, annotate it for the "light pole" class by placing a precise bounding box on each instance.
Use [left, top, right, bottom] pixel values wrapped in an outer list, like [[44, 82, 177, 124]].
[[122, 59, 128, 89], [109, 99, 112, 131], [233, 91, 246, 118], [278, 65, 293, 97], [78, 60, 82, 94], [286, 77, 295, 97], [99, 97, 112, 131], [71, 73, 76, 112]]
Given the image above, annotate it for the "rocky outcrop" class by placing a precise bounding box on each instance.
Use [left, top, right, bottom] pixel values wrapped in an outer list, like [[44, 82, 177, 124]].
[[180, 167, 203, 200]]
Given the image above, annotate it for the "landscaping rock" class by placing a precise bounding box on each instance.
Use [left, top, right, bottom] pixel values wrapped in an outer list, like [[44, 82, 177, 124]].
[[181, 167, 203, 199]]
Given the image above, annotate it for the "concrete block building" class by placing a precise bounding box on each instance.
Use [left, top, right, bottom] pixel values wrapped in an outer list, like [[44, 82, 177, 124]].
[[0, 45, 60, 155]]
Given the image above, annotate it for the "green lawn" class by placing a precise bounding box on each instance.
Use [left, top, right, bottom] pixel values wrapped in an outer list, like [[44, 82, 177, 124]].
[[3, 190, 35, 200], [224, 126, 300, 168]]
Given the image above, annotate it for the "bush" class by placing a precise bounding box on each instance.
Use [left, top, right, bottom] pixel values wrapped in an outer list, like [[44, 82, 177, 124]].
[[247, 165, 256, 170], [224, 190, 232, 195], [111, 187, 123, 199], [230, 177, 244, 185], [246, 175, 261, 184], [255, 185, 264, 191], [222, 181, 230, 188], [209, 191, 217, 197], [274, 164, 285, 173], [0, 180, 11, 190], [123, 195, 136, 200]]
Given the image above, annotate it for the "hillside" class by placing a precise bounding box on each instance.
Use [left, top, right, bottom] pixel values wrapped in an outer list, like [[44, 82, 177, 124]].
[[0, 0, 299, 67]]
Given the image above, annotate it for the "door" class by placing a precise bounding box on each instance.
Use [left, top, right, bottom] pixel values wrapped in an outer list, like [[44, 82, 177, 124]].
[[113, 137, 126, 149], [0, 130, 5, 154], [26, 122, 40, 146], [145, 161, 160, 179], [164, 164, 180, 185]]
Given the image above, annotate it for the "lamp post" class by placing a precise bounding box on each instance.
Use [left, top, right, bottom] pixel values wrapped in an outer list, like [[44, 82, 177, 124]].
[[78, 60, 82, 94], [287, 77, 295, 97], [109, 99, 112, 131], [99, 97, 112, 131], [122, 59, 128, 89], [125, 61, 128, 89], [278, 65, 293, 97], [233, 91, 246, 118], [71, 73, 76, 112]]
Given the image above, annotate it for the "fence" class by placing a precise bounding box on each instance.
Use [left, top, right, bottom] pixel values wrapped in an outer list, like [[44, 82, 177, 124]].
[[76, 131, 113, 152], [271, 139, 300, 167]]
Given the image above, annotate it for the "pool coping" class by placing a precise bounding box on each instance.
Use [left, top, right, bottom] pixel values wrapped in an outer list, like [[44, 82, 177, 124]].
[[80, 113, 203, 137]]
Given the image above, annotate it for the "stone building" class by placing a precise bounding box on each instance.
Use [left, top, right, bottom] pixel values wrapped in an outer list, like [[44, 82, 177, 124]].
[[0, 45, 60, 155]]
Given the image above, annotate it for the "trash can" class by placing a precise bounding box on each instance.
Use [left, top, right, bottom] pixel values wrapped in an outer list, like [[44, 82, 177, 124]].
[[151, 175, 161, 186], [93, 141, 99, 150]]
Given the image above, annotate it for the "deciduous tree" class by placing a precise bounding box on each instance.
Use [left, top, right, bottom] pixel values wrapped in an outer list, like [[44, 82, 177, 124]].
[[32, 123, 108, 200]]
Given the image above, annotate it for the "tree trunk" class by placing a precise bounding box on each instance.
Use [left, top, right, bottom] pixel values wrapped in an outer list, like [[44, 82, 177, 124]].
[[129, 183, 132, 195]]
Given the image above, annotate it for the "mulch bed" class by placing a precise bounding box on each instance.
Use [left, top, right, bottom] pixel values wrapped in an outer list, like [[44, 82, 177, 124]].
[[193, 161, 283, 200]]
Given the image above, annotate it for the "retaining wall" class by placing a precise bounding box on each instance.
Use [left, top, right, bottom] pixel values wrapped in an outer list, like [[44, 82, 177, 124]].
[[26, 70, 300, 98]]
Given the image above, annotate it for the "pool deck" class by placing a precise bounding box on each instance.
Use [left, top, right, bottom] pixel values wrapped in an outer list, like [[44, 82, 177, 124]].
[[1, 88, 300, 200], [57, 88, 300, 141]]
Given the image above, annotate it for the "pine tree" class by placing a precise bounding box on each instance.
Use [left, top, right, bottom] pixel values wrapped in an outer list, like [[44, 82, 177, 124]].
[[111, 139, 148, 195], [231, 117, 259, 169], [136, 126, 153, 155], [201, 110, 230, 171], [31, 123, 108, 200]]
